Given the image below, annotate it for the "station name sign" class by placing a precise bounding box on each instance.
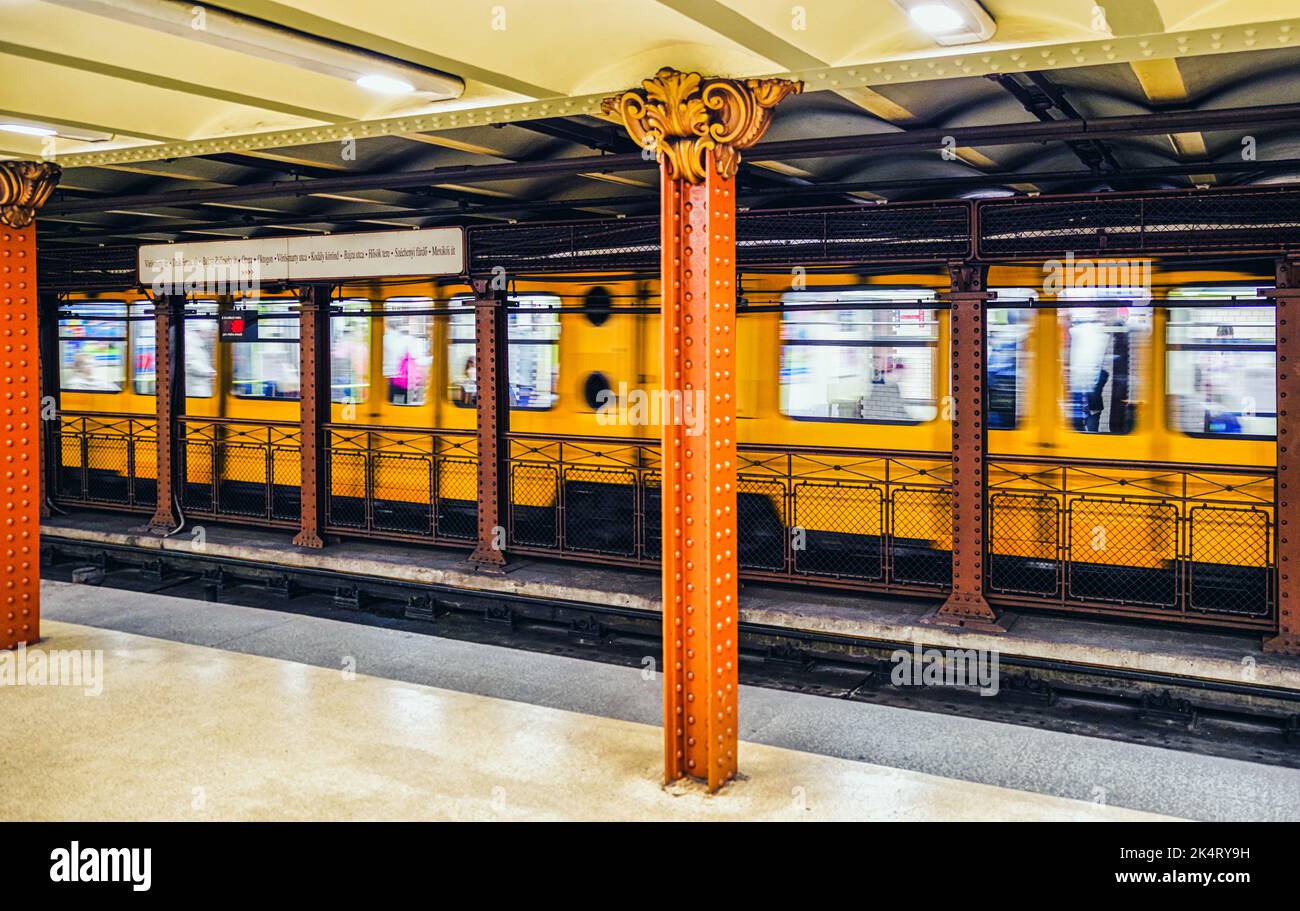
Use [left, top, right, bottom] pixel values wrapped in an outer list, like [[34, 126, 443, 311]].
[[138, 226, 466, 293]]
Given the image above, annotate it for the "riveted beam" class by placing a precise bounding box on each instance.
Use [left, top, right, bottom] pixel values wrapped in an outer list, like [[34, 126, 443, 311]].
[[660, 153, 741, 791], [925, 262, 1009, 632], [603, 67, 798, 791], [146, 293, 185, 533], [0, 161, 59, 650], [468, 277, 509, 570], [0, 222, 40, 650], [292, 285, 329, 549], [1266, 257, 1300, 654]]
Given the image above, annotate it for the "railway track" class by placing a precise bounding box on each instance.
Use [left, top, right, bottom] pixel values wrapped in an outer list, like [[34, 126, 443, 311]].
[[41, 533, 1300, 770]]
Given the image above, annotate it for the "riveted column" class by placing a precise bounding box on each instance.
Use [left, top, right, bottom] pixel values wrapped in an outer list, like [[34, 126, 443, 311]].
[[468, 277, 509, 569], [605, 68, 800, 791], [1266, 257, 1300, 654], [38, 290, 59, 519], [1, 159, 60, 651], [293, 284, 330, 548], [925, 262, 1010, 631], [147, 293, 185, 533]]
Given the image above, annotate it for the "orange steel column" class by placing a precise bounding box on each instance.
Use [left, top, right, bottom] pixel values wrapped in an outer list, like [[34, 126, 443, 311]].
[[605, 68, 799, 791], [0, 160, 60, 652], [147, 294, 185, 533], [926, 262, 1009, 632], [293, 285, 329, 549]]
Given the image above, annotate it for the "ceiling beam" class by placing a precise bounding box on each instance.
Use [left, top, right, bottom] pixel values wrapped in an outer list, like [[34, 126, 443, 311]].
[[210, 0, 563, 98], [0, 39, 350, 124]]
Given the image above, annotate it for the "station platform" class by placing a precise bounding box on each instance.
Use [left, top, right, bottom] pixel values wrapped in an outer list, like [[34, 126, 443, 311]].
[[15, 575, 1300, 820], [0, 582, 1198, 821], [40, 511, 1300, 696]]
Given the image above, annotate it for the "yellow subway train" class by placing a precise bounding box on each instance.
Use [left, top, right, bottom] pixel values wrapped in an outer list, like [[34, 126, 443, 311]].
[[54, 262, 1279, 624]]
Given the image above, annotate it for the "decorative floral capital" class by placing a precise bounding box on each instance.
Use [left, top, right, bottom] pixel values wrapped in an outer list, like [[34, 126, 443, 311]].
[[0, 160, 61, 229], [602, 67, 801, 184]]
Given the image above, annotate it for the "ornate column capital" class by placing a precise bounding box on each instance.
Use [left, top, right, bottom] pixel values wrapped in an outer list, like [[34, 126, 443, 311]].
[[602, 67, 801, 184], [0, 160, 61, 229]]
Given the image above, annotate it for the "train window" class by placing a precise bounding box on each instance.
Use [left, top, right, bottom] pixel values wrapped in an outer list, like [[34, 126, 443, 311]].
[[59, 302, 127, 393], [383, 297, 434, 406], [1166, 287, 1275, 438], [987, 289, 1037, 431], [231, 300, 301, 399], [780, 290, 939, 423], [1059, 288, 1152, 435], [331, 299, 371, 405], [448, 294, 561, 410], [131, 301, 219, 398]]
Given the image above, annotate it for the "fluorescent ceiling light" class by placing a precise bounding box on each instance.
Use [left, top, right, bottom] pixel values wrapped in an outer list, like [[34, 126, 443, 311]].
[[909, 4, 965, 34], [356, 74, 416, 95], [0, 123, 57, 137], [893, 0, 996, 45], [0, 119, 112, 141], [46, 0, 463, 99]]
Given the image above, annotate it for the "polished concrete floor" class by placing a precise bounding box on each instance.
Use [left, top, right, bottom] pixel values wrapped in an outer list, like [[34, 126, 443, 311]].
[[0, 600, 1174, 821]]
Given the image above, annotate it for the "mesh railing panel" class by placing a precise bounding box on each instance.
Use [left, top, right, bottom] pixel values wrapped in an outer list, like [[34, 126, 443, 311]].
[[1068, 499, 1178, 608], [1188, 506, 1273, 618], [372, 453, 433, 536], [38, 245, 139, 292], [505, 436, 952, 591], [326, 450, 368, 529], [987, 493, 1060, 596], [510, 463, 560, 548], [737, 478, 788, 572], [791, 481, 883, 580], [322, 426, 476, 543], [890, 487, 954, 587], [988, 458, 1275, 623], [467, 202, 971, 273], [562, 467, 638, 557], [179, 420, 300, 526], [53, 414, 158, 513], [435, 458, 477, 541], [977, 186, 1300, 258]]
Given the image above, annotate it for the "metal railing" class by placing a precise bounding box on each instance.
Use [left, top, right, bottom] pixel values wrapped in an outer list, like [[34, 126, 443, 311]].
[[178, 417, 301, 527], [986, 456, 1277, 628], [504, 433, 955, 593], [48, 414, 1281, 631], [53, 412, 158, 513], [323, 424, 478, 543]]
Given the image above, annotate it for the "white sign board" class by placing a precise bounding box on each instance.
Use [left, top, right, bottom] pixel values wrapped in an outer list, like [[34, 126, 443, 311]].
[[138, 227, 465, 291]]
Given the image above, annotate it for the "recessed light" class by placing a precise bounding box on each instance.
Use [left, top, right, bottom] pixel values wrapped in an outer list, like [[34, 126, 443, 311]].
[[894, 0, 996, 45], [0, 123, 58, 137], [356, 74, 416, 95], [909, 3, 965, 33]]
